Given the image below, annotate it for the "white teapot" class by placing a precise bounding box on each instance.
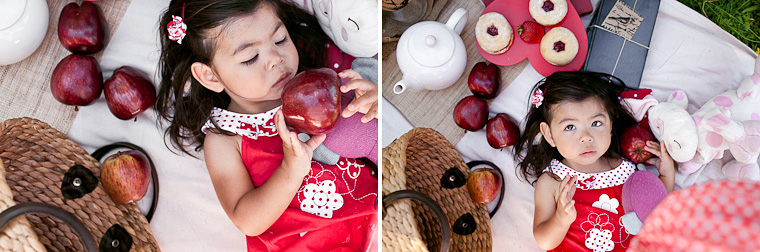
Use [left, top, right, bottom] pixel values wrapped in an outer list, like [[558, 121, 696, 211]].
[[0, 0, 49, 66], [393, 8, 468, 94]]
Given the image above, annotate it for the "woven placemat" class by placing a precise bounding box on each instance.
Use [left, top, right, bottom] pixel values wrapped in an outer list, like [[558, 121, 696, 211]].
[[382, 0, 529, 145], [0, 117, 159, 252], [383, 128, 491, 251], [0, 0, 132, 134]]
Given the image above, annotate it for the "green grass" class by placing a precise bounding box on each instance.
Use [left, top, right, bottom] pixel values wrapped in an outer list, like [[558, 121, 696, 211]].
[[677, 0, 760, 54]]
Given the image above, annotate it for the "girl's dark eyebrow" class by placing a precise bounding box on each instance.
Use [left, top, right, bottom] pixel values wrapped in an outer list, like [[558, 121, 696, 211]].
[[557, 113, 605, 124], [558, 117, 576, 124], [232, 21, 284, 56]]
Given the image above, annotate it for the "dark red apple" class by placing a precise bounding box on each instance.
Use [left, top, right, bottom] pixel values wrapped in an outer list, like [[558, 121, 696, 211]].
[[621, 125, 657, 164], [58, 1, 109, 54], [281, 68, 341, 134], [104, 66, 157, 120], [468, 62, 502, 99], [487, 113, 520, 149], [467, 168, 502, 203], [453, 96, 488, 131], [50, 54, 103, 106], [100, 150, 151, 205]]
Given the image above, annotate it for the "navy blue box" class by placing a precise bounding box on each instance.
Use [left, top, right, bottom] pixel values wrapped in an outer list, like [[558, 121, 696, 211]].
[[582, 0, 661, 89]]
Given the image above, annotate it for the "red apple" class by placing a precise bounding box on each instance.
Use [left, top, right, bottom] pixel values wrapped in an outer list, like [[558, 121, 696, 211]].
[[281, 68, 341, 134], [486, 113, 520, 149], [104, 66, 157, 120], [100, 150, 151, 205], [621, 124, 657, 164], [453, 96, 488, 131], [58, 1, 108, 54], [468, 62, 501, 99], [50, 54, 103, 106], [467, 168, 502, 203]]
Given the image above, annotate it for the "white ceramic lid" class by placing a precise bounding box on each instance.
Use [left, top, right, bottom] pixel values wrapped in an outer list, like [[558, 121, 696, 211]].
[[0, 0, 27, 30], [407, 23, 456, 68]]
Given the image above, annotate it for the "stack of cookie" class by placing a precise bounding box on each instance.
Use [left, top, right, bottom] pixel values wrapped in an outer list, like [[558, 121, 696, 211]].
[[531, 0, 579, 66]]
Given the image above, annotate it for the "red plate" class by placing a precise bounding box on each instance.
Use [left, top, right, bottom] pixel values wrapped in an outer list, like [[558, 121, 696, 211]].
[[476, 0, 588, 77]]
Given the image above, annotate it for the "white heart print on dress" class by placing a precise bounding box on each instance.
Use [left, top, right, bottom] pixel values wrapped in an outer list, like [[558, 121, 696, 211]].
[[585, 228, 614, 252], [301, 180, 344, 218]]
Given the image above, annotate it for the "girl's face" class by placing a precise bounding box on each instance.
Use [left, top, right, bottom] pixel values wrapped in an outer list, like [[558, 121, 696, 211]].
[[540, 97, 612, 170], [200, 3, 299, 112]]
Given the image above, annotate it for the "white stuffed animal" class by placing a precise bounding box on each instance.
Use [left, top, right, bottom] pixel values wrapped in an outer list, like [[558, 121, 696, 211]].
[[290, 0, 378, 58], [624, 57, 760, 180], [623, 89, 699, 164], [682, 56, 760, 179]]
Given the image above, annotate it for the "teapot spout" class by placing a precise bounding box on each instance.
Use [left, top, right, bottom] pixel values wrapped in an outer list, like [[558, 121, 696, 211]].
[[394, 76, 422, 94], [393, 81, 407, 94]]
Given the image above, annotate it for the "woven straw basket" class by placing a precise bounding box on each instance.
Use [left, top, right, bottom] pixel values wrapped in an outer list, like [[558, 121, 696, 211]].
[[382, 128, 492, 252], [0, 117, 159, 251]]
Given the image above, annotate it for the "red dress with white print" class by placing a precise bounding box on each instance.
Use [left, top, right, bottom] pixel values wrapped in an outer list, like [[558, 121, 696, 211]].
[[202, 107, 378, 252], [543, 159, 637, 252]]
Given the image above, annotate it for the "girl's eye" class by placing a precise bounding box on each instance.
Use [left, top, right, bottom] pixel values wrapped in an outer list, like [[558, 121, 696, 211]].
[[276, 37, 288, 45], [564, 125, 575, 131], [242, 55, 258, 65], [592, 121, 602, 127]]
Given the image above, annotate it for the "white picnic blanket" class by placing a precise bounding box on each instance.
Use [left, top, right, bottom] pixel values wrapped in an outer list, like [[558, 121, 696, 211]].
[[67, 0, 245, 251]]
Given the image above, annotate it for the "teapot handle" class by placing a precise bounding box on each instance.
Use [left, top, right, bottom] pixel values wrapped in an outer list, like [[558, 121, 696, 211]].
[[445, 8, 468, 35]]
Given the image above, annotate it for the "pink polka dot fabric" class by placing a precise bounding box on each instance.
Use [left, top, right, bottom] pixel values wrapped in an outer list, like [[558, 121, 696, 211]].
[[629, 180, 760, 251]]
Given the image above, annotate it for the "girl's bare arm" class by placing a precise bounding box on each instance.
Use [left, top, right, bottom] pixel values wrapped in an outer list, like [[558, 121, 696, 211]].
[[533, 173, 577, 250], [203, 110, 324, 237]]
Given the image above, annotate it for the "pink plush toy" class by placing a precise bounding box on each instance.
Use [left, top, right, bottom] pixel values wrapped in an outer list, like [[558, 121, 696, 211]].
[[680, 56, 760, 178], [623, 56, 760, 180]]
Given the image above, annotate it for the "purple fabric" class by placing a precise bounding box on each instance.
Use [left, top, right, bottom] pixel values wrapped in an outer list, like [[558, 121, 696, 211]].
[[621, 171, 667, 222], [323, 91, 379, 164]]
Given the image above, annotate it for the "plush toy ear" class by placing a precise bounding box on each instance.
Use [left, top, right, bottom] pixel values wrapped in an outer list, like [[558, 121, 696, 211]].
[[621, 94, 658, 122], [666, 90, 689, 109]]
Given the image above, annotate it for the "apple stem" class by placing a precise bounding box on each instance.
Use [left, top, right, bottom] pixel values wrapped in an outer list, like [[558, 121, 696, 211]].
[[134, 118, 137, 122], [74, 106, 79, 112]]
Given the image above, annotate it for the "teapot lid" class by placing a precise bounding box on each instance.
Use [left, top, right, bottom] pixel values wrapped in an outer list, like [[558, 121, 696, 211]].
[[407, 23, 456, 68], [0, 0, 27, 30]]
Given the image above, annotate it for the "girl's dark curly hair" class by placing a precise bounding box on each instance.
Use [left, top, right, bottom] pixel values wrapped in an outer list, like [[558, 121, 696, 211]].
[[514, 71, 637, 185], [155, 0, 326, 157]]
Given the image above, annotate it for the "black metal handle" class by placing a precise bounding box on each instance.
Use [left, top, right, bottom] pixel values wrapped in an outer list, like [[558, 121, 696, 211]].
[[91, 142, 159, 222], [466, 160, 506, 218], [382, 190, 452, 252], [0, 202, 98, 252]]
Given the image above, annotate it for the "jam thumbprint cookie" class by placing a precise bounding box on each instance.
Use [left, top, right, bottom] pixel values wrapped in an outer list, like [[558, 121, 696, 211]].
[[540, 27, 578, 66], [476, 12, 513, 55], [529, 0, 568, 26]]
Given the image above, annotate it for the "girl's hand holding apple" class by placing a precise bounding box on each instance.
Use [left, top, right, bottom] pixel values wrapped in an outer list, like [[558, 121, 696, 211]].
[[338, 69, 378, 123], [275, 110, 325, 177]]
